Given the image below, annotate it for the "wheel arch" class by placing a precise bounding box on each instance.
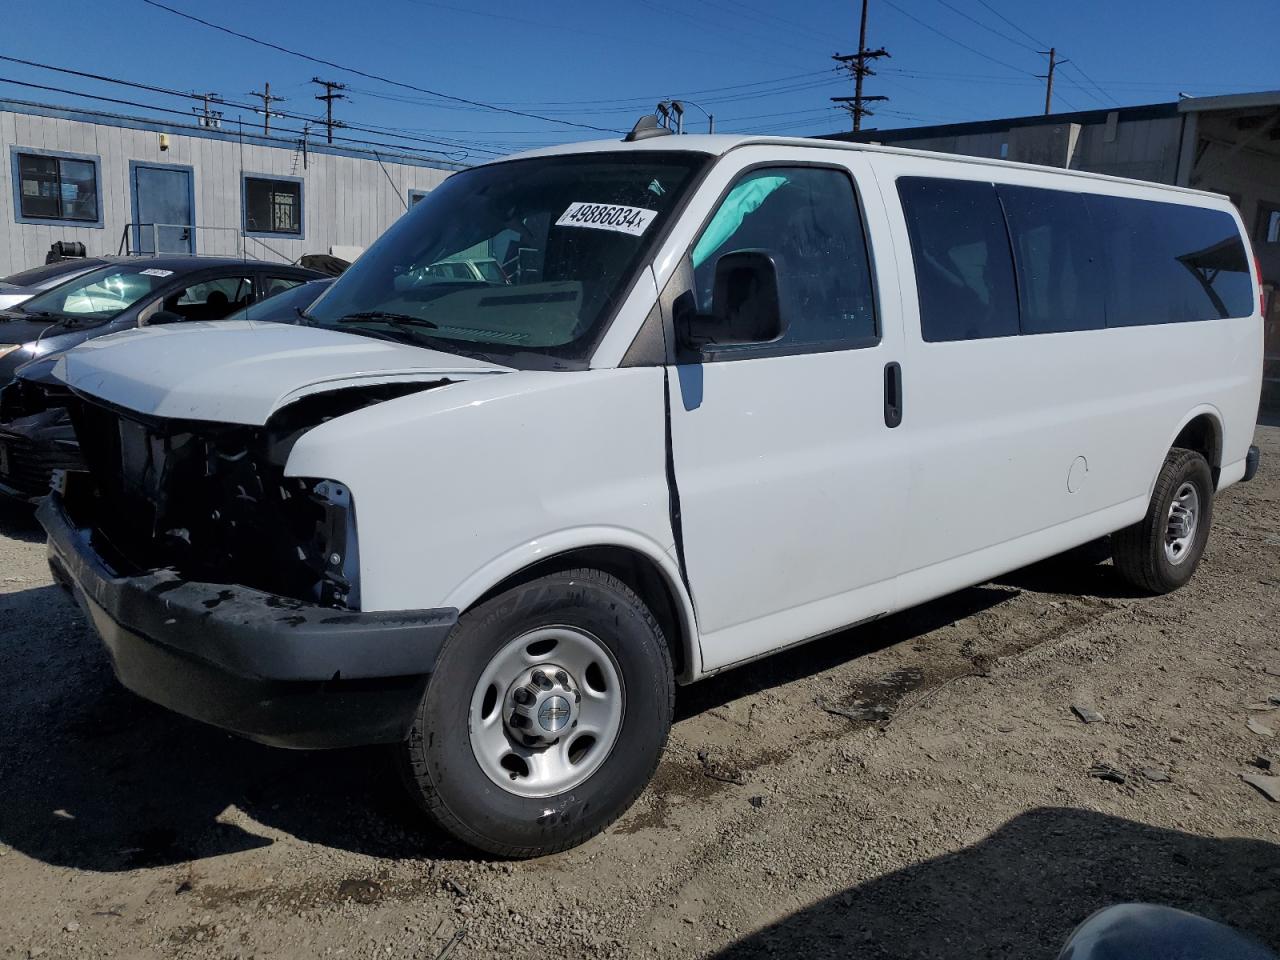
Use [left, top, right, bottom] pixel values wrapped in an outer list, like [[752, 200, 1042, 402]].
[[1162, 405, 1225, 491], [441, 530, 703, 684]]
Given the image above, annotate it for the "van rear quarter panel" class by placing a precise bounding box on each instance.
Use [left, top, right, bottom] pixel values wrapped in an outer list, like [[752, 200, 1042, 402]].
[[868, 152, 1262, 588], [281, 367, 676, 616]]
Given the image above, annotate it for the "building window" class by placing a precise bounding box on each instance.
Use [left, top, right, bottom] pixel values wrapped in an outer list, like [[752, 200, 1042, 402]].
[[244, 175, 303, 236], [11, 149, 100, 225]]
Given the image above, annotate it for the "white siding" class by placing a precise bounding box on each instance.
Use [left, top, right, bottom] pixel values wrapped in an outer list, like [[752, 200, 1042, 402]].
[[0, 106, 456, 275]]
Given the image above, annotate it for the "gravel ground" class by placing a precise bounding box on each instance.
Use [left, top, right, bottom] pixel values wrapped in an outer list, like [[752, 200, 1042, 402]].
[[1, 418, 1277, 960]]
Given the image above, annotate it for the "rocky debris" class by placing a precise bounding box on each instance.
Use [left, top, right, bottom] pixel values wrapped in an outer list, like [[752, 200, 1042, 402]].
[[1247, 756, 1273, 772], [1241, 773, 1280, 802], [1072, 701, 1106, 724], [1138, 768, 1171, 783], [1246, 716, 1276, 739], [336, 878, 382, 904], [748, 796, 766, 809], [1088, 763, 1127, 784]]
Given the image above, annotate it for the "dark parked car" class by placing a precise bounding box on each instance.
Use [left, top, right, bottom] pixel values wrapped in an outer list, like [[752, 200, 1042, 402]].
[[0, 258, 109, 312], [0, 262, 325, 501]]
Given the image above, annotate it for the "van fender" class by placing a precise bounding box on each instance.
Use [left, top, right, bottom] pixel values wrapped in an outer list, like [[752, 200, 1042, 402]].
[[439, 525, 704, 683], [1149, 402, 1225, 500]]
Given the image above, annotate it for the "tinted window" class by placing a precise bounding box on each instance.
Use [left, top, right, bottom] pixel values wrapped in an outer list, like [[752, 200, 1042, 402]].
[[998, 185, 1105, 334], [263, 275, 306, 298], [1086, 194, 1253, 324], [164, 276, 254, 321], [898, 177, 1019, 342], [16, 152, 98, 222], [245, 177, 302, 235], [692, 167, 877, 350]]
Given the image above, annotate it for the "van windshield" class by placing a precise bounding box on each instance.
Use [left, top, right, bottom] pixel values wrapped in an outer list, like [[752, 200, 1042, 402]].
[[305, 152, 709, 368]]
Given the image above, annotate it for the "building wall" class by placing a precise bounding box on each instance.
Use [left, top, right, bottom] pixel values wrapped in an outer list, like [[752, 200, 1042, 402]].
[[0, 103, 455, 275]]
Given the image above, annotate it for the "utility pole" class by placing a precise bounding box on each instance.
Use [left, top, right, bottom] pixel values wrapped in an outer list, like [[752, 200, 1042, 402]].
[[193, 91, 223, 129], [312, 78, 346, 144], [831, 0, 890, 132], [1037, 47, 1067, 115], [247, 81, 286, 135]]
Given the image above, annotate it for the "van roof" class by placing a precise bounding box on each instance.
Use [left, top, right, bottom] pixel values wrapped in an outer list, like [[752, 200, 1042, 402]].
[[503, 133, 1228, 202]]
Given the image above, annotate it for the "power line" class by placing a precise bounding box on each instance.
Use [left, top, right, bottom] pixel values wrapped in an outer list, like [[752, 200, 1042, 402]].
[[0, 54, 507, 157], [137, 0, 620, 133], [831, 0, 891, 132], [880, 0, 1036, 76], [927, 0, 1039, 53], [972, 0, 1045, 48], [1065, 61, 1121, 106], [0, 75, 475, 162]]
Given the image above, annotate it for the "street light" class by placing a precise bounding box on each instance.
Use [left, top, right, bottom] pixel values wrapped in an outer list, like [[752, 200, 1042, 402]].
[[657, 99, 715, 134]]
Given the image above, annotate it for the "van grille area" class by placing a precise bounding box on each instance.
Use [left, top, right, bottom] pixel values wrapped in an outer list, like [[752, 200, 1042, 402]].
[[65, 398, 350, 607]]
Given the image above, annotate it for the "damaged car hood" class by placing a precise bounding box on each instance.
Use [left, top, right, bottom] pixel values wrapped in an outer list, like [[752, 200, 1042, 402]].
[[52, 321, 512, 424]]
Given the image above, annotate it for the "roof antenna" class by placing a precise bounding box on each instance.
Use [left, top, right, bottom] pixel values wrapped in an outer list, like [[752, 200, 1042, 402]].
[[624, 114, 673, 142]]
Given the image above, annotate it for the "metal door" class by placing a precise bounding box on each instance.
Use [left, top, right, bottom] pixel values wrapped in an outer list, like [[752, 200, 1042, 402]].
[[131, 163, 194, 254]]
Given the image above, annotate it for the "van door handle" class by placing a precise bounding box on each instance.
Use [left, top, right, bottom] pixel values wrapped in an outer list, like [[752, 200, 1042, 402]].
[[884, 362, 903, 428]]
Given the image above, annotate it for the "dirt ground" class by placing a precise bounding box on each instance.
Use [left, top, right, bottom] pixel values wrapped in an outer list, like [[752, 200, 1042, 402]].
[[2, 419, 1278, 960]]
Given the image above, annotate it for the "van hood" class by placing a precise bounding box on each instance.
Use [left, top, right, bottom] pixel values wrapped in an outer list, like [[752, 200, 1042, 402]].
[[53, 320, 512, 425]]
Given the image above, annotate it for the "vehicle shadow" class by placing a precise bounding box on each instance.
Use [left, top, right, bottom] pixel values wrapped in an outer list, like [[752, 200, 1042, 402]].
[[677, 584, 1016, 721], [0, 584, 470, 873], [712, 807, 1280, 959], [0, 579, 1021, 873], [992, 536, 1151, 600], [0, 497, 42, 544]]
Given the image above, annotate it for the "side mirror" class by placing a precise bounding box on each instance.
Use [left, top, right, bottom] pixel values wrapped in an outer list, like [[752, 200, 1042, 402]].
[[678, 250, 785, 350], [146, 309, 184, 325]]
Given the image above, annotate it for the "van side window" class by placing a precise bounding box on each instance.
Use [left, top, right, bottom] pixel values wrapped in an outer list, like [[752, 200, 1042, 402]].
[[1085, 194, 1254, 325], [692, 166, 877, 351], [897, 177, 1019, 342], [997, 185, 1105, 334]]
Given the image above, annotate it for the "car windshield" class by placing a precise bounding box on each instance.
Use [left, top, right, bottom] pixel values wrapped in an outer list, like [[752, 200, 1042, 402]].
[[17, 263, 174, 321], [222, 280, 333, 324], [306, 152, 709, 367], [1, 260, 95, 288]]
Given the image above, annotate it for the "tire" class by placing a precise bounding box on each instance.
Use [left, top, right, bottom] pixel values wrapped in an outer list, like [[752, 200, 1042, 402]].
[[399, 567, 674, 857], [1112, 447, 1214, 594]]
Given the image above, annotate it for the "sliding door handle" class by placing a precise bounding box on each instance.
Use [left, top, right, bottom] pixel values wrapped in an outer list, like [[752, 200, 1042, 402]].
[[884, 361, 903, 428]]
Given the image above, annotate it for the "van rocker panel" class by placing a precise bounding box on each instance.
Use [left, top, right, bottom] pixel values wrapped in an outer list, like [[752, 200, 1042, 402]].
[[38, 494, 457, 749]]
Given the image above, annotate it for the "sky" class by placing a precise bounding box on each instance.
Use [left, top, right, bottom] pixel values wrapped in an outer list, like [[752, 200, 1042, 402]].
[[3, 0, 1279, 165]]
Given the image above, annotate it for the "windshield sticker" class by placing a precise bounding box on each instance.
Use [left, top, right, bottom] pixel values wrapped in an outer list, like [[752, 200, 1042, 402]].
[[139, 268, 175, 278], [556, 202, 658, 237]]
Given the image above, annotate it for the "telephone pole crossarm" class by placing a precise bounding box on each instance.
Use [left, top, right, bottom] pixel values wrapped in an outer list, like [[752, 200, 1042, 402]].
[[833, 0, 890, 132]]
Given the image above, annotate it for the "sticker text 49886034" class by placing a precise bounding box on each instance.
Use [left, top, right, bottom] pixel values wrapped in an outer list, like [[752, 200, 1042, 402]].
[[555, 202, 658, 237]]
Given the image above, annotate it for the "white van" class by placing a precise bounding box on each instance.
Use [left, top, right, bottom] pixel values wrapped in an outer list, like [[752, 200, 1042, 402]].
[[39, 127, 1263, 857]]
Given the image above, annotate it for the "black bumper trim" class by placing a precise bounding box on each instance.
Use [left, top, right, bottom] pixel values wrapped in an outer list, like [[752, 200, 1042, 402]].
[[38, 494, 458, 748], [1244, 444, 1260, 483]]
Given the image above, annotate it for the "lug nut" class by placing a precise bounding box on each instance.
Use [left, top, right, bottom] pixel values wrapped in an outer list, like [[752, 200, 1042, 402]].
[[532, 670, 552, 690], [555, 670, 570, 686], [513, 687, 535, 706], [510, 713, 529, 728]]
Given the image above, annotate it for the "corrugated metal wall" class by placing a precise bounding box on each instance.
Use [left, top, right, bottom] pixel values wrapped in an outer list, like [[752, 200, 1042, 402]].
[[0, 106, 454, 275]]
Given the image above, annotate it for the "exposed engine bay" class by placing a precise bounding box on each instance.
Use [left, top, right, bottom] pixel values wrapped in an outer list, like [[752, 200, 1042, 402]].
[[59, 380, 448, 609]]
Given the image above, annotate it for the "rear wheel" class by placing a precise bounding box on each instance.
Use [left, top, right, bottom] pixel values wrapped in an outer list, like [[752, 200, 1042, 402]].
[[399, 567, 674, 857], [1112, 447, 1214, 594]]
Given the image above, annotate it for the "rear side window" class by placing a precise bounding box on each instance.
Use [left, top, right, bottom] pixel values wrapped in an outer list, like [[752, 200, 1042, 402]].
[[997, 185, 1105, 334], [692, 166, 877, 351], [897, 177, 1019, 342], [1085, 194, 1253, 324]]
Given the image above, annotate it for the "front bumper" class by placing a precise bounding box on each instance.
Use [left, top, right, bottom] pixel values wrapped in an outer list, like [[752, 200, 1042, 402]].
[[38, 494, 458, 749]]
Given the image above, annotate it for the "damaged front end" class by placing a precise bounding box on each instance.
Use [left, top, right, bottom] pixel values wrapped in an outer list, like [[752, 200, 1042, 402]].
[[62, 380, 439, 610]]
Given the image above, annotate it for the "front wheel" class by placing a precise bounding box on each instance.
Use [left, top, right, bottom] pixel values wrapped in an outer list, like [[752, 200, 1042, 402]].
[[1112, 447, 1214, 594], [399, 568, 674, 857]]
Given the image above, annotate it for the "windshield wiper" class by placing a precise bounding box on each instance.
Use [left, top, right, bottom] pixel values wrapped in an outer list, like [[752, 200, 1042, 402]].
[[334, 310, 438, 329]]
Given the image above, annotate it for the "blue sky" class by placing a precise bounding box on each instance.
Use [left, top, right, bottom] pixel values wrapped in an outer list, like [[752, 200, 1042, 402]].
[[3, 0, 1278, 164]]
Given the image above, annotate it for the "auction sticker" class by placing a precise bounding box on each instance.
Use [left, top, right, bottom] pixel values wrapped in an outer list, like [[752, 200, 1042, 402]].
[[556, 202, 658, 237], [139, 268, 175, 277]]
